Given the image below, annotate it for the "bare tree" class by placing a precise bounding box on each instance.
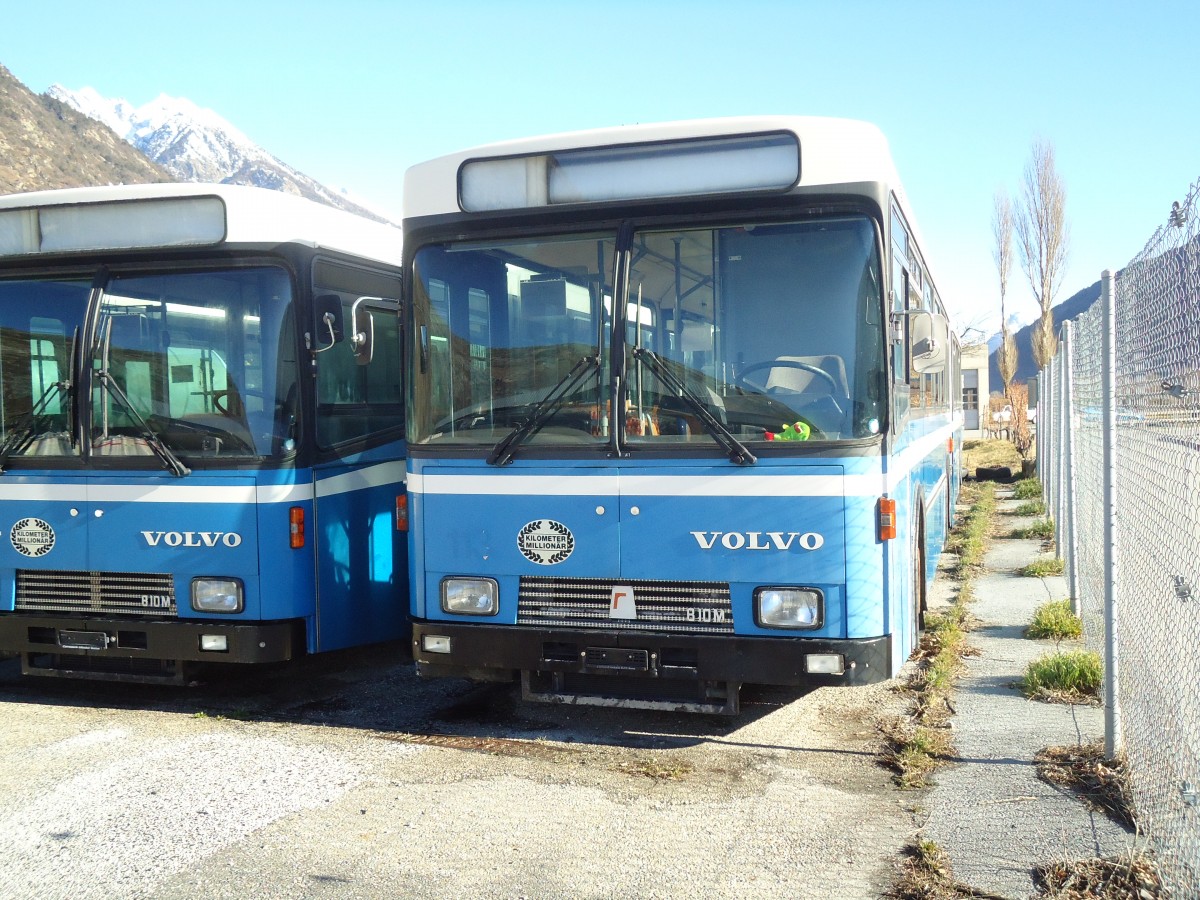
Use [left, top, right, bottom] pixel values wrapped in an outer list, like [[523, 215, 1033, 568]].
[[1015, 140, 1069, 369], [992, 191, 1018, 394], [1008, 382, 1034, 464]]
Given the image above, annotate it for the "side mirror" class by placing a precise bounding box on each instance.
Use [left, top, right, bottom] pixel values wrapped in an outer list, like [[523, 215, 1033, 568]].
[[349, 297, 375, 366], [312, 294, 344, 355], [909, 310, 948, 374]]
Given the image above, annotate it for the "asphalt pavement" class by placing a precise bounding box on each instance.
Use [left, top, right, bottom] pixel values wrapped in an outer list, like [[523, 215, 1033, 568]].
[[920, 486, 1137, 898]]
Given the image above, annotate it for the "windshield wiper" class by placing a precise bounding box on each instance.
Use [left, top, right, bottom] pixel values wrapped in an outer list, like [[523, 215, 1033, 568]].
[[487, 355, 600, 466], [0, 380, 74, 472], [631, 347, 756, 466], [93, 369, 190, 477]]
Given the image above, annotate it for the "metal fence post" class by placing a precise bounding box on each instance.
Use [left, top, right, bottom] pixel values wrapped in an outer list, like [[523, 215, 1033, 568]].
[[1101, 269, 1121, 757], [1054, 343, 1068, 552], [1055, 342, 1067, 555], [1042, 360, 1054, 507], [1061, 322, 1079, 611]]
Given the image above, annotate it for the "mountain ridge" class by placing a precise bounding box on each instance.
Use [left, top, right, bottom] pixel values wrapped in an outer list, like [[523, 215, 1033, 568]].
[[987, 279, 1103, 391], [46, 84, 391, 223], [0, 63, 173, 194]]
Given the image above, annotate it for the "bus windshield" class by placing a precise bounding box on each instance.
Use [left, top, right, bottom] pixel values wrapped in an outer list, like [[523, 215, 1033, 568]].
[[92, 266, 299, 460], [410, 215, 886, 448], [0, 266, 300, 464]]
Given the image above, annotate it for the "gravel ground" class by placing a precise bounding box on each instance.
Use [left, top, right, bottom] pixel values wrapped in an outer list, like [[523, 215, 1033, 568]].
[[0, 639, 920, 900]]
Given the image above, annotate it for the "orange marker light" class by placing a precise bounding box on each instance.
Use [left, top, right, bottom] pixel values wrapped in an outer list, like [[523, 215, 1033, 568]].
[[948, 437, 955, 453], [395, 494, 409, 532], [878, 497, 897, 541], [289, 506, 305, 549]]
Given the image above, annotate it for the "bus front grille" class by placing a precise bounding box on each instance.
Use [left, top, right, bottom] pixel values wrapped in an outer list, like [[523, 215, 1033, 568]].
[[15, 570, 177, 617], [517, 577, 733, 634]]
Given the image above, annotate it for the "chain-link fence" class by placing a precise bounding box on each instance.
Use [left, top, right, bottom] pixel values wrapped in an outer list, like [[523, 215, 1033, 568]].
[[1038, 178, 1200, 896]]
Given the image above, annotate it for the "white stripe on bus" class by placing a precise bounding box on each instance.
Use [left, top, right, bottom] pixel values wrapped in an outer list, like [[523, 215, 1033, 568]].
[[0, 461, 405, 505], [408, 421, 960, 499], [408, 472, 877, 497]]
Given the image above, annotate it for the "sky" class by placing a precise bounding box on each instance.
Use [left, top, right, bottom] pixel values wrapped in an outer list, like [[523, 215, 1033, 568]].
[[3, 0, 1196, 338]]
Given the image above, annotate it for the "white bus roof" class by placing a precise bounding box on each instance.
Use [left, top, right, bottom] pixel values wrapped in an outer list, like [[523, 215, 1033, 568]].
[[0, 182, 402, 266], [403, 115, 909, 221]]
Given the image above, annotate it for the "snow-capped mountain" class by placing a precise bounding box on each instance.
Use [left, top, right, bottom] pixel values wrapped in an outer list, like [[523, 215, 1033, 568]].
[[985, 310, 1040, 353], [46, 85, 392, 223]]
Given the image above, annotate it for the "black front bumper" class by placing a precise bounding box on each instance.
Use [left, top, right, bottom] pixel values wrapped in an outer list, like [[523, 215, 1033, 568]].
[[412, 621, 890, 688], [0, 613, 304, 666]]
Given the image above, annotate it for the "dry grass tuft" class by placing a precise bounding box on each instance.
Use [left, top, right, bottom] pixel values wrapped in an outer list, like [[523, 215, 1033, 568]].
[[1034, 740, 1136, 828], [1033, 850, 1163, 898], [887, 838, 1010, 899]]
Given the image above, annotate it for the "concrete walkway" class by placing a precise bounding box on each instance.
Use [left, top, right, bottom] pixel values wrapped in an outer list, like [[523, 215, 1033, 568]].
[[920, 487, 1137, 899]]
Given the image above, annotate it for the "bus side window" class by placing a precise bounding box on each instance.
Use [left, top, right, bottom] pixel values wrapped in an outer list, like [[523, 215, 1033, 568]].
[[312, 260, 403, 448]]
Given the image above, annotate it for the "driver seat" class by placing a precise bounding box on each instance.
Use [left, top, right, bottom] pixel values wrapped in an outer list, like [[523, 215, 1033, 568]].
[[764, 354, 849, 399]]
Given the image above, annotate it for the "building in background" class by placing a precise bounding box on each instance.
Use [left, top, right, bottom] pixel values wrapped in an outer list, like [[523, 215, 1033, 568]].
[[961, 344, 990, 438]]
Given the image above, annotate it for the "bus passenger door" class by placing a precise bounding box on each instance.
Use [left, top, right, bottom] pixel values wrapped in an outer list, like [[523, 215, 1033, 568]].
[[311, 283, 407, 652]]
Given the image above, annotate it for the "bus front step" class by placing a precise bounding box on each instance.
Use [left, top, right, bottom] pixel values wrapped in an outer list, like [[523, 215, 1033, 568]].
[[22, 652, 191, 685], [521, 670, 740, 715]]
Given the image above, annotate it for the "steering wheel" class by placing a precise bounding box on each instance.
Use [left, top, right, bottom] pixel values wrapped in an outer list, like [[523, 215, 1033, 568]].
[[729, 360, 854, 420], [736, 359, 849, 414], [212, 387, 264, 419]]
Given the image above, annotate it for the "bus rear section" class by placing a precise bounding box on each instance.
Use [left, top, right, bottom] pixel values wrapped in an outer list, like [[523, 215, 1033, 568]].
[[0, 185, 408, 683]]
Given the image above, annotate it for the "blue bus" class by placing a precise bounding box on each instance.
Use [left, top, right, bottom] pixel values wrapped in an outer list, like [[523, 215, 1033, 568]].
[[0, 184, 408, 682], [402, 117, 962, 713]]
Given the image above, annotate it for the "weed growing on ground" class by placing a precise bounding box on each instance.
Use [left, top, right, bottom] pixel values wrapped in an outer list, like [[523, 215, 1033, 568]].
[[944, 482, 995, 576], [1010, 517, 1055, 539], [1022, 650, 1102, 703], [1013, 478, 1043, 500], [1010, 499, 1047, 516], [1026, 599, 1083, 641], [1020, 556, 1065, 577], [887, 837, 1006, 899], [880, 719, 953, 789], [880, 484, 992, 788]]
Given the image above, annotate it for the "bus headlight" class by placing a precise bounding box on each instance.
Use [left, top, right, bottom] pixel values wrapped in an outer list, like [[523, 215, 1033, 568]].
[[441, 577, 499, 616], [755, 587, 822, 629], [191, 578, 244, 614]]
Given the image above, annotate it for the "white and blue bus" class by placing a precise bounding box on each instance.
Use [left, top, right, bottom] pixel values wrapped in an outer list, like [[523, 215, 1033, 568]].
[[0, 183, 408, 682], [403, 117, 961, 713]]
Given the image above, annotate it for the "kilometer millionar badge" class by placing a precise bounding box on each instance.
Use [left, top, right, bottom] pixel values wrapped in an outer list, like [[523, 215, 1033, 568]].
[[517, 519, 574, 565], [10, 517, 55, 557]]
